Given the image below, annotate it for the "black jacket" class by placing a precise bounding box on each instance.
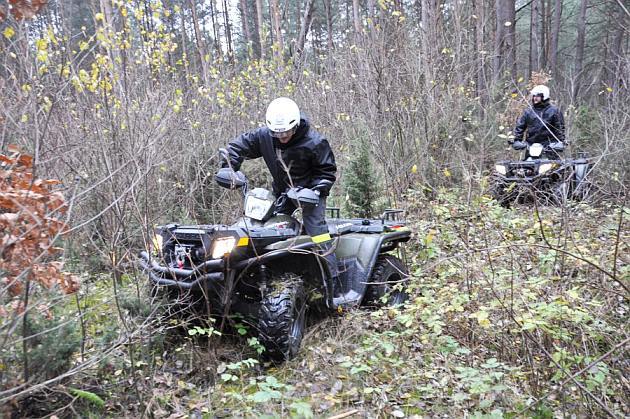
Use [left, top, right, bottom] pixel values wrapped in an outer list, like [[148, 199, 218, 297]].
[[513, 101, 565, 144], [224, 116, 337, 196]]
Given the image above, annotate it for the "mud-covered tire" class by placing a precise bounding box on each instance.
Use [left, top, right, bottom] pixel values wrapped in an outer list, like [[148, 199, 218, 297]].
[[489, 177, 514, 208], [258, 274, 307, 363], [363, 255, 408, 307]]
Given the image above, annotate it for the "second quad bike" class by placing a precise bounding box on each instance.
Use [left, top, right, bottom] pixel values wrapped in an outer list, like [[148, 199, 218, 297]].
[[139, 158, 411, 362], [490, 141, 592, 207]]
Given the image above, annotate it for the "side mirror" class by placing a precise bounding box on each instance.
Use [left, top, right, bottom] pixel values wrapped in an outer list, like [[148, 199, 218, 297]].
[[215, 167, 247, 189], [287, 187, 320, 207]]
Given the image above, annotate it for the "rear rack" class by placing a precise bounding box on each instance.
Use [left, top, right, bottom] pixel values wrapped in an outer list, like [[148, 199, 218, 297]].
[[325, 208, 407, 235]]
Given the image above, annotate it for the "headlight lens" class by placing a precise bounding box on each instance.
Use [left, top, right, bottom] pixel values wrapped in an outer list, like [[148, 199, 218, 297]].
[[529, 143, 544, 157], [495, 164, 507, 175], [151, 233, 163, 256], [211, 237, 236, 259], [539, 163, 554, 174]]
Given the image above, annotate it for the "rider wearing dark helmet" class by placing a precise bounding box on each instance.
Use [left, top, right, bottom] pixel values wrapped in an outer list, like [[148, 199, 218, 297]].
[[511, 85, 566, 157]]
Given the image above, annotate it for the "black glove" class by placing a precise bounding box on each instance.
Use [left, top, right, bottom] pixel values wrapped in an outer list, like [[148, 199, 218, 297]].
[[512, 141, 526, 151], [215, 167, 247, 189], [311, 179, 334, 195]]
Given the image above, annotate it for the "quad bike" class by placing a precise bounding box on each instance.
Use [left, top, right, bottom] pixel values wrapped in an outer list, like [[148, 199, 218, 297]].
[[139, 155, 411, 362], [489, 141, 592, 207]]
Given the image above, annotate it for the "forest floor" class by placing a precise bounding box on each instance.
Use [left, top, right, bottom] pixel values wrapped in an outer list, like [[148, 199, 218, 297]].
[[10, 190, 629, 418]]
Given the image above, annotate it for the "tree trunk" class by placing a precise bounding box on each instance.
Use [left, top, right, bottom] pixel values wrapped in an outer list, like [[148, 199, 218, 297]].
[[323, 0, 334, 50], [549, 0, 562, 78], [189, 0, 209, 81], [493, 0, 516, 81], [529, 0, 541, 78], [421, 0, 439, 98], [367, 0, 375, 20], [239, 0, 253, 55], [222, 0, 234, 58], [296, 0, 316, 57], [493, 0, 506, 80], [255, 0, 265, 59], [573, 0, 587, 100], [352, 0, 362, 35], [270, 0, 284, 57], [506, 0, 516, 80], [208, 0, 222, 57], [474, 0, 487, 100], [609, 21, 626, 94], [540, 0, 547, 68]]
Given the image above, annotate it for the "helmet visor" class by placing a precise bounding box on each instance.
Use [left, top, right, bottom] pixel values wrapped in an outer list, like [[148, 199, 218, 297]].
[[270, 127, 296, 139]]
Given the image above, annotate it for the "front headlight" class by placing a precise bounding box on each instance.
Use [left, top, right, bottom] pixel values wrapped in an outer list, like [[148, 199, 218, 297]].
[[151, 233, 163, 256], [495, 164, 507, 175], [211, 236, 236, 259], [529, 143, 544, 157], [539, 163, 555, 174]]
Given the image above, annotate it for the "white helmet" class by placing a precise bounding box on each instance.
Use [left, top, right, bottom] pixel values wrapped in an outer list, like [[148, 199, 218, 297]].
[[531, 85, 550, 100], [265, 97, 300, 133]]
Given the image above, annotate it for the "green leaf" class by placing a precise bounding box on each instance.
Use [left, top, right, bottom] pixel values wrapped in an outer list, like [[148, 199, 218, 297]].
[[69, 388, 105, 408], [251, 389, 281, 402], [290, 401, 314, 418]]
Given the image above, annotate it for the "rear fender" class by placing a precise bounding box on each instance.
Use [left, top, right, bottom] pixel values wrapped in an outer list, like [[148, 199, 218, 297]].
[[335, 230, 410, 292]]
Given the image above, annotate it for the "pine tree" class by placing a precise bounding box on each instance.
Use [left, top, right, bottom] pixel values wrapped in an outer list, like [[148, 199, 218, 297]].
[[344, 137, 380, 219]]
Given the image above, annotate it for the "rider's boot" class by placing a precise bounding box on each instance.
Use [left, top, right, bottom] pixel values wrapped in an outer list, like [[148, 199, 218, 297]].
[[318, 241, 362, 309]]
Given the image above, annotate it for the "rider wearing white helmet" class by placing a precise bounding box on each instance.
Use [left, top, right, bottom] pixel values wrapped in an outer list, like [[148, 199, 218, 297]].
[[222, 97, 339, 294], [512, 85, 566, 149]]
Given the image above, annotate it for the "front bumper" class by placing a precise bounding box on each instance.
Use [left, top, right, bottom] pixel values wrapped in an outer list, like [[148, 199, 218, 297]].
[[138, 241, 319, 290], [139, 251, 224, 289]]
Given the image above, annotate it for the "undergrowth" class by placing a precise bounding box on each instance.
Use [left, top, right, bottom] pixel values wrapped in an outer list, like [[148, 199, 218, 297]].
[[4, 190, 628, 418]]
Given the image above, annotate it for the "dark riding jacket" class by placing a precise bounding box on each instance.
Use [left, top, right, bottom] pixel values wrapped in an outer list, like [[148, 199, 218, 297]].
[[513, 101, 565, 145], [224, 116, 337, 197]]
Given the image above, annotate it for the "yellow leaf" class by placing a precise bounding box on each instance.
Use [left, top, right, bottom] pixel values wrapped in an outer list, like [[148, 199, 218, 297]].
[[36, 38, 48, 51], [443, 168, 451, 177], [606, 87, 613, 93], [79, 41, 89, 51], [411, 164, 418, 174], [95, 13, 105, 21], [478, 318, 491, 328], [21, 114, 29, 123], [3, 27, 15, 39]]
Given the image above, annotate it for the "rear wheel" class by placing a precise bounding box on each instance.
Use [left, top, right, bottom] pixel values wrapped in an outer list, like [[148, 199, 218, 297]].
[[363, 255, 408, 307], [258, 273, 307, 362]]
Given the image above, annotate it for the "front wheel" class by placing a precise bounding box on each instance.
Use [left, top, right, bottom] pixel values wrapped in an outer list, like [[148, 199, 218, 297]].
[[489, 177, 515, 208], [258, 274, 307, 363], [363, 255, 409, 307], [550, 180, 570, 206]]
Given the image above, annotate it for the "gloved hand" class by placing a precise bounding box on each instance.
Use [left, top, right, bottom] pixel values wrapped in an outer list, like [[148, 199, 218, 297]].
[[311, 179, 333, 195], [287, 187, 320, 206], [512, 141, 526, 150], [215, 167, 247, 189]]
